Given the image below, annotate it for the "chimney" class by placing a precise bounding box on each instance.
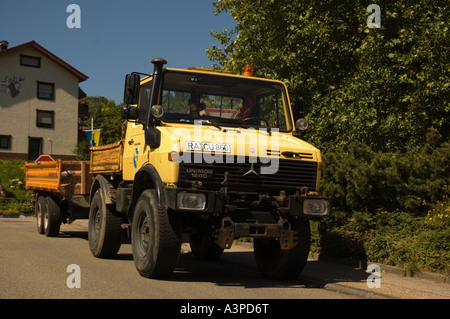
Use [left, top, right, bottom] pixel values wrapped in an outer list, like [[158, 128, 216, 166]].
[[0, 40, 9, 51]]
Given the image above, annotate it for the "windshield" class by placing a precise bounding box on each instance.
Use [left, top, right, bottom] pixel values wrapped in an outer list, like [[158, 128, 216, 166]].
[[157, 70, 292, 131]]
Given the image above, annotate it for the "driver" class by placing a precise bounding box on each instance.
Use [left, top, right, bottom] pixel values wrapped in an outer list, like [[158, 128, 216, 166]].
[[188, 99, 206, 118], [187, 91, 206, 118]]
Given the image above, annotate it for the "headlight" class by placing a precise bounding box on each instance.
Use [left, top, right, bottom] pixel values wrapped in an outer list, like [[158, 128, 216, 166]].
[[303, 199, 329, 217], [151, 104, 164, 119], [177, 192, 206, 210], [295, 118, 308, 131]]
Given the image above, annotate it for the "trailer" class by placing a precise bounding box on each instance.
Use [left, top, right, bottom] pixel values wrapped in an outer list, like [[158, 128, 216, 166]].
[[25, 159, 92, 236]]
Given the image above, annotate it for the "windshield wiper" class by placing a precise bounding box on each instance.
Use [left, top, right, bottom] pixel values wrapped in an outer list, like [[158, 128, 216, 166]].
[[178, 118, 223, 131], [197, 119, 223, 130]]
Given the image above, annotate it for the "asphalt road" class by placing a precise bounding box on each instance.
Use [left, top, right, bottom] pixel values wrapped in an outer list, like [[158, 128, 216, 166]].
[[1, 216, 448, 301]]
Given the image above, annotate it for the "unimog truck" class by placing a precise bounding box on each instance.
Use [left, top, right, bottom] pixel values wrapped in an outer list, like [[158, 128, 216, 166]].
[[26, 58, 330, 280]]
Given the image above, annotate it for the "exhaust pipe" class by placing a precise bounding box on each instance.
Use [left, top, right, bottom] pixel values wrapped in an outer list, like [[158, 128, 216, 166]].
[[144, 58, 167, 148]]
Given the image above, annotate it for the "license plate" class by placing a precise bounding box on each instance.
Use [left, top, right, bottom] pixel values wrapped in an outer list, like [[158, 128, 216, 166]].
[[186, 141, 231, 153]]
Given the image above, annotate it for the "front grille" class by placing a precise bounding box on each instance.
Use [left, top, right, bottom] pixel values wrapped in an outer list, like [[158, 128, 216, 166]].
[[178, 155, 317, 193]]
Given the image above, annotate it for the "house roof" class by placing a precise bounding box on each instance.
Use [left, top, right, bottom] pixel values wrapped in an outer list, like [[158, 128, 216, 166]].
[[0, 40, 88, 83]]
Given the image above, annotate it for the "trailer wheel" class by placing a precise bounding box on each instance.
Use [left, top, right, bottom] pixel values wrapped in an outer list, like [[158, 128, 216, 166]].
[[36, 195, 46, 234], [88, 190, 123, 258], [43, 196, 61, 237], [254, 218, 311, 280], [131, 189, 181, 278], [189, 231, 224, 261]]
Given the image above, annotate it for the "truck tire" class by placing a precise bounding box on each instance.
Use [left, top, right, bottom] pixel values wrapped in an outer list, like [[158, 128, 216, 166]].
[[254, 218, 311, 280], [189, 231, 224, 261], [88, 189, 123, 258], [131, 189, 181, 278], [36, 195, 46, 234], [43, 196, 61, 237]]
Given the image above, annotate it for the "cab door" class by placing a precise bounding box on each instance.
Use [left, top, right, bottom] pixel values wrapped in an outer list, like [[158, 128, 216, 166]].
[[122, 121, 148, 181], [122, 79, 152, 181]]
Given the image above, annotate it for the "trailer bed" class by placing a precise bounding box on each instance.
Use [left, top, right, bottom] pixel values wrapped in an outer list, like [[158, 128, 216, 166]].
[[25, 160, 92, 198]]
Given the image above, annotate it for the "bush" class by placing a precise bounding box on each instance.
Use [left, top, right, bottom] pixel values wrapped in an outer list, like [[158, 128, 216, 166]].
[[320, 129, 450, 214], [316, 210, 450, 276], [0, 160, 30, 199]]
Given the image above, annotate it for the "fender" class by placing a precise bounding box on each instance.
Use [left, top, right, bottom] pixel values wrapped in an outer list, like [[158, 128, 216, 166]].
[[127, 164, 167, 220], [89, 175, 116, 205]]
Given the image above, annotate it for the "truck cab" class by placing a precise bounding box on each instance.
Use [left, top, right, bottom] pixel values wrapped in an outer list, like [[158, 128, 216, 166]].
[[89, 58, 330, 279]]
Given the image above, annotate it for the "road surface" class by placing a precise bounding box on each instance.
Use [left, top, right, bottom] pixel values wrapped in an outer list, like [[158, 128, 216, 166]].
[[1, 216, 448, 302]]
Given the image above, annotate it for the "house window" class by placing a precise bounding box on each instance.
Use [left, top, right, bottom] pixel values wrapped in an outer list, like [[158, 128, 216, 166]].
[[37, 81, 55, 100], [20, 54, 41, 68], [0, 135, 11, 149], [36, 110, 54, 128]]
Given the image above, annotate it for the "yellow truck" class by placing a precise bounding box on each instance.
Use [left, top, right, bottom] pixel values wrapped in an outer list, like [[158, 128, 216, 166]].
[[26, 58, 330, 280]]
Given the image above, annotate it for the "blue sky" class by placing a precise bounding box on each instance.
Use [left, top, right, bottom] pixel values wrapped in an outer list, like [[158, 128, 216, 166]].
[[1, 0, 236, 103]]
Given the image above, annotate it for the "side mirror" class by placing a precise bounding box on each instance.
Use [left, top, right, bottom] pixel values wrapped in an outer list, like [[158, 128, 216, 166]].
[[123, 73, 140, 105], [292, 100, 305, 122], [121, 105, 139, 120]]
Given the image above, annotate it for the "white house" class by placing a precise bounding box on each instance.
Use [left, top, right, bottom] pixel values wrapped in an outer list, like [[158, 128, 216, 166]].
[[0, 40, 88, 161]]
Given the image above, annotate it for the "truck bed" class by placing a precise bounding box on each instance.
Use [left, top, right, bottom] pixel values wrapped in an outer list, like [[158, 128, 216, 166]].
[[25, 160, 92, 197]]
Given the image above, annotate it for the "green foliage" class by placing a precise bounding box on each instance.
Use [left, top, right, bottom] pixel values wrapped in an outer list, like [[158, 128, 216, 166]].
[[314, 210, 450, 275], [75, 96, 125, 159], [0, 160, 30, 199], [80, 96, 125, 145], [0, 200, 33, 215], [0, 160, 33, 214], [73, 140, 91, 161], [321, 129, 450, 213], [209, 1, 450, 273], [208, 0, 449, 152]]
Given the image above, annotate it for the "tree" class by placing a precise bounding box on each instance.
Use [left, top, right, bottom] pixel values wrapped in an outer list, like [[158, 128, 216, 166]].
[[80, 96, 124, 145], [74, 96, 124, 159], [208, 0, 449, 152]]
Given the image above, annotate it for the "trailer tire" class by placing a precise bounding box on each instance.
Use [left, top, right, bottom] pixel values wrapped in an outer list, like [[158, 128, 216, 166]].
[[44, 196, 61, 237], [88, 190, 123, 258], [254, 218, 311, 280], [36, 195, 46, 234], [131, 189, 181, 278]]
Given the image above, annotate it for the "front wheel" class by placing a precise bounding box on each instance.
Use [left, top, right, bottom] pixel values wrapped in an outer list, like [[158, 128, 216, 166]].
[[88, 190, 123, 258], [131, 190, 181, 278], [254, 218, 311, 280]]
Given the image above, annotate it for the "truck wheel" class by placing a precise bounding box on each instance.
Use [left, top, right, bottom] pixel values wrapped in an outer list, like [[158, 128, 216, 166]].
[[36, 195, 46, 234], [189, 231, 224, 261], [88, 190, 123, 258], [254, 218, 311, 280], [43, 196, 61, 237], [131, 189, 181, 278]]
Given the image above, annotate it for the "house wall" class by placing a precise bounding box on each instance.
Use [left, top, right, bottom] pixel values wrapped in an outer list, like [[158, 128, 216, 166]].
[[0, 47, 80, 160]]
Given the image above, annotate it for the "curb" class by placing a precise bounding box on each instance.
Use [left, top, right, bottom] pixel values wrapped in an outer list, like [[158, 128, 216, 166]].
[[299, 275, 395, 299], [311, 253, 449, 285]]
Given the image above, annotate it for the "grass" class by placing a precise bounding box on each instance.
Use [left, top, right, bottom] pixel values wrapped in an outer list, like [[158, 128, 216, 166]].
[[0, 160, 32, 214]]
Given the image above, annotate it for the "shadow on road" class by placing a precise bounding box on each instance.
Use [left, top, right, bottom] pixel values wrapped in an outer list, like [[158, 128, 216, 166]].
[[163, 251, 359, 291], [57, 229, 368, 290], [59, 230, 88, 240]]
